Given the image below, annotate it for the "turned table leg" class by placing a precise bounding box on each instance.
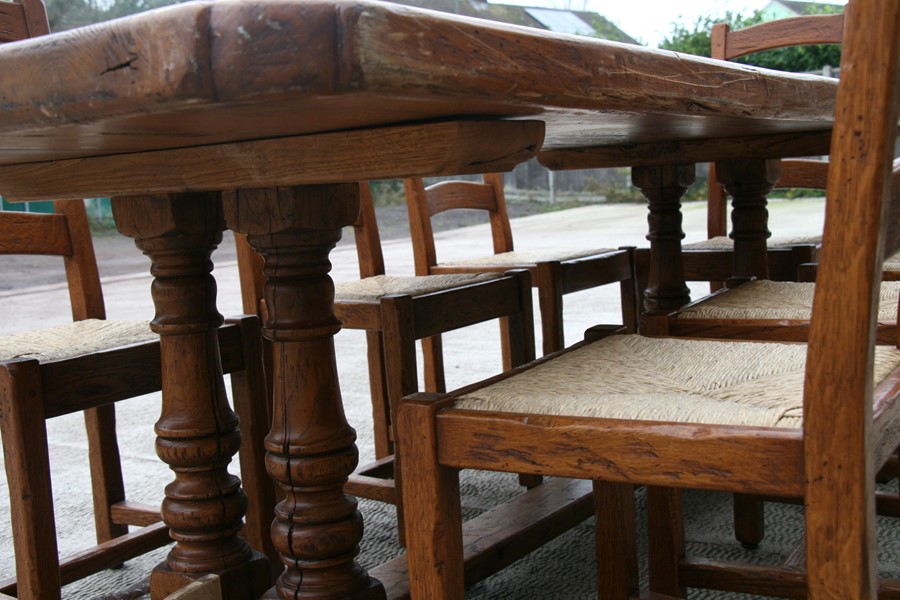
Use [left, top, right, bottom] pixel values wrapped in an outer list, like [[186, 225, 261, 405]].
[[632, 164, 695, 315], [222, 184, 386, 600], [112, 194, 270, 599], [715, 159, 781, 282]]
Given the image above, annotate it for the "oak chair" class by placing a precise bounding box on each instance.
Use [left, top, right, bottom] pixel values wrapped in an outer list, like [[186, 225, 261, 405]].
[[398, 1, 900, 598], [643, 14, 845, 293], [645, 161, 900, 344], [233, 181, 535, 513], [404, 172, 639, 364], [0, 200, 276, 598], [641, 159, 900, 551]]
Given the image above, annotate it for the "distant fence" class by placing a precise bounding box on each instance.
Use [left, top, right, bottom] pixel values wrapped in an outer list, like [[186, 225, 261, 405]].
[[1, 197, 113, 225]]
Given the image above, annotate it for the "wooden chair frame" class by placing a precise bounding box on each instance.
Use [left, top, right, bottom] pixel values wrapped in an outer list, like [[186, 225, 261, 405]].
[[397, 1, 900, 598], [404, 172, 639, 359]]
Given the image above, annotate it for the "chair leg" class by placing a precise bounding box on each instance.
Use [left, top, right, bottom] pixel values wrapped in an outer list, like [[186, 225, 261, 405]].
[[502, 269, 536, 369], [83, 404, 129, 545], [227, 316, 280, 572], [536, 261, 565, 355], [396, 393, 465, 600], [421, 335, 446, 393], [647, 486, 686, 598], [364, 330, 393, 459], [733, 493, 764, 549], [0, 359, 62, 600], [594, 480, 638, 600], [618, 247, 640, 334], [381, 295, 420, 547], [634, 248, 650, 319]]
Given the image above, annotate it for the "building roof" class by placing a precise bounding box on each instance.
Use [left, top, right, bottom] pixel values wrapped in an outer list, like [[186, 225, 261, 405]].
[[383, 0, 638, 44]]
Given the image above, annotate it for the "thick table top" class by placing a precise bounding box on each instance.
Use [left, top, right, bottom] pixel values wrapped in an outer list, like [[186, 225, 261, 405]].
[[0, 0, 837, 198]]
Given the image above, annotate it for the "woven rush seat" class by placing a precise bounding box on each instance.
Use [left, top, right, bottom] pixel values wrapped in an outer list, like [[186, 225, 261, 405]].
[[0, 319, 154, 363], [455, 335, 900, 429], [676, 280, 900, 321], [334, 272, 501, 302], [681, 235, 822, 251], [440, 248, 617, 268]]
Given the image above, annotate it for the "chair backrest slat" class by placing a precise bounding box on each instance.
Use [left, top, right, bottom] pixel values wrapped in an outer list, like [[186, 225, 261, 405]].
[[712, 13, 844, 61], [0, 1, 28, 43], [0, 211, 72, 255], [405, 172, 515, 274], [416, 181, 500, 217]]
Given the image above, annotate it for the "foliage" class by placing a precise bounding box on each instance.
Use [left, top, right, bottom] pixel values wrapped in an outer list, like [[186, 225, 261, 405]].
[[658, 4, 842, 74], [369, 180, 406, 206], [43, 0, 182, 31]]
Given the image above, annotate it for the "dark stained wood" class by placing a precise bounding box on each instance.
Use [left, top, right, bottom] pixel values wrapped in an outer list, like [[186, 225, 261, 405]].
[[0, 202, 275, 595], [0, 359, 61, 599], [594, 481, 639, 599], [716, 159, 781, 282], [646, 487, 685, 597], [632, 164, 694, 314], [232, 179, 536, 538], [222, 184, 385, 600], [112, 194, 271, 599]]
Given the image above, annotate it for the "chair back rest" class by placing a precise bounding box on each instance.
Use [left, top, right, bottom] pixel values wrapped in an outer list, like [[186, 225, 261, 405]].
[[0, 0, 49, 43], [404, 173, 513, 275], [804, 0, 900, 487], [0, 202, 106, 320], [707, 12, 844, 239], [0, 0, 105, 321], [711, 13, 844, 61]]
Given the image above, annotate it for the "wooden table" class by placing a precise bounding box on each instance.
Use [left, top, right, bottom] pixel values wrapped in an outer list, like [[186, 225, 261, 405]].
[[0, 1, 836, 598]]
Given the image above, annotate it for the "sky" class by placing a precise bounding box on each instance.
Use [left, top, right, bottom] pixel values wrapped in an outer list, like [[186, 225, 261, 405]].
[[491, 0, 847, 47]]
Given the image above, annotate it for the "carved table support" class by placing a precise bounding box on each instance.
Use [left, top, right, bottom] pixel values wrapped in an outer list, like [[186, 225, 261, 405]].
[[222, 184, 386, 600], [715, 159, 781, 282], [111, 194, 270, 599], [633, 164, 695, 314]]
